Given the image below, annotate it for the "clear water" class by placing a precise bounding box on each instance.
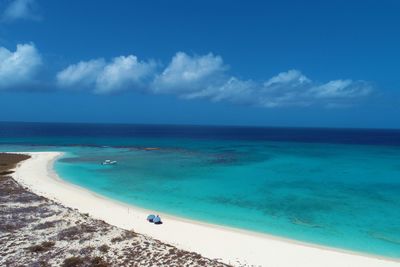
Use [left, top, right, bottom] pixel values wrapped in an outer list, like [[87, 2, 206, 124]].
[[1, 122, 400, 258]]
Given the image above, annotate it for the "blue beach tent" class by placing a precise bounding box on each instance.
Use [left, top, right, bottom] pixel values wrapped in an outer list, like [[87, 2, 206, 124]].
[[147, 214, 155, 222], [153, 215, 162, 224]]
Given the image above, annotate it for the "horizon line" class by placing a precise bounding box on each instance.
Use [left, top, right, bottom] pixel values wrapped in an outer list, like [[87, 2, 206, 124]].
[[1, 120, 399, 131]]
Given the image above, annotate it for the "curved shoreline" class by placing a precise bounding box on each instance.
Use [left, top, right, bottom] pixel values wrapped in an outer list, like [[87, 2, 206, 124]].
[[11, 151, 400, 267]]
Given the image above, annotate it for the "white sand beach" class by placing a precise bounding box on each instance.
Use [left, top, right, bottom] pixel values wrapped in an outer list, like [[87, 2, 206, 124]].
[[11, 151, 400, 267]]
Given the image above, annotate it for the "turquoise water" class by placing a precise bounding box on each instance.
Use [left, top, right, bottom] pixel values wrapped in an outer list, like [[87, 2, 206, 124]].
[[1, 123, 400, 258]]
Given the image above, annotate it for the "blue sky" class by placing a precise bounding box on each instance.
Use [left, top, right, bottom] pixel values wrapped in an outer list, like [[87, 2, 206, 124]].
[[0, 0, 399, 128]]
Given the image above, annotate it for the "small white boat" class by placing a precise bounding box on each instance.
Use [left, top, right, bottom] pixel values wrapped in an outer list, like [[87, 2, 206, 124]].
[[102, 159, 117, 165]]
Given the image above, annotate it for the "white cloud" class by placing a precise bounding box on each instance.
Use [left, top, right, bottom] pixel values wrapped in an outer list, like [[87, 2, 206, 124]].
[[161, 65, 373, 108], [183, 77, 255, 104], [56, 59, 106, 89], [56, 51, 373, 108], [309, 79, 372, 99], [256, 70, 312, 107], [264, 69, 310, 88], [0, 43, 42, 89], [152, 52, 227, 94], [96, 55, 156, 93], [56, 55, 156, 93], [253, 70, 373, 108], [2, 0, 40, 22]]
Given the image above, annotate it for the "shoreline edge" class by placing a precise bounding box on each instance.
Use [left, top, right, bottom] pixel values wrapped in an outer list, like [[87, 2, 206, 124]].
[[11, 151, 400, 267]]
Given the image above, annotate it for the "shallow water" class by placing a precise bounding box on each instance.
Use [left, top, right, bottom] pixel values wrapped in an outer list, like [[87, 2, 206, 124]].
[[1, 122, 400, 258]]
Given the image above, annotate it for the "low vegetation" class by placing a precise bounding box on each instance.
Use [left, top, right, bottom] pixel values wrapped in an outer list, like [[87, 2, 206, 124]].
[[28, 241, 55, 253]]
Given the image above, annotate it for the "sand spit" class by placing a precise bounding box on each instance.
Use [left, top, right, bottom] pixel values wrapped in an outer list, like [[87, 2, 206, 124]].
[[8, 151, 400, 267], [0, 153, 228, 267]]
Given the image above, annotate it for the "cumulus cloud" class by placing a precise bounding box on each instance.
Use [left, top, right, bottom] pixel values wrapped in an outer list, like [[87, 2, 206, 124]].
[[56, 51, 373, 108], [253, 70, 373, 108], [56, 59, 106, 89], [96, 55, 156, 93], [309, 80, 372, 99], [184, 77, 255, 104], [0, 43, 42, 89], [150, 54, 372, 108], [152, 52, 227, 94], [151, 52, 256, 104], [2, 0, 40, 22], [264, 69, 310, 88], [56, 55, 156, 93]]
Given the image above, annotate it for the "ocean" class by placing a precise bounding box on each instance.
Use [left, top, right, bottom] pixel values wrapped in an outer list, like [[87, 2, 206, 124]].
[[1, 122, 400, 258]]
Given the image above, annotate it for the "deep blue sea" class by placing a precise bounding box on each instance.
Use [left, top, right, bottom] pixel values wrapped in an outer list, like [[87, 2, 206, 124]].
[[1, 122, 400, 258]]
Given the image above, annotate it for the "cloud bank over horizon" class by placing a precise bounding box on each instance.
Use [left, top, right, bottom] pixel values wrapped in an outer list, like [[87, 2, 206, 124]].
[[0, 42, 373, 108], [57, 51, 373, 108]]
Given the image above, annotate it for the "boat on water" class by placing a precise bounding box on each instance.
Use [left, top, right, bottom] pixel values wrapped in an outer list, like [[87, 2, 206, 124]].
[[102, 159, 117, 165]]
